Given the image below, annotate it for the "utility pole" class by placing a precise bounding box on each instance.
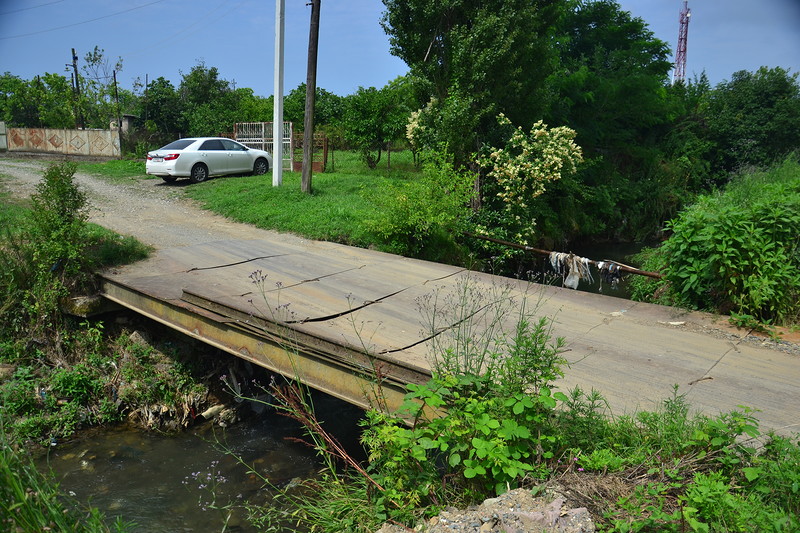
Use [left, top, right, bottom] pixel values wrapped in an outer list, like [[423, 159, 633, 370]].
[[672, 0, 691, 84], [273, 0, 285, 187], [70, 48, 85, 129], [301, 0, 320, 194], [113, 70, 122, 147]]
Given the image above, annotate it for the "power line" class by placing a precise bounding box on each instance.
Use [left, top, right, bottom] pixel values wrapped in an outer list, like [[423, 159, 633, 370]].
[[0, 0, 64, 16], [0, 0, 169, 40]]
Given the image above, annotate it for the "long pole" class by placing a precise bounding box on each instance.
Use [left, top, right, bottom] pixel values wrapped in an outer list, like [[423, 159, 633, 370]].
[[112, 70, 122, 152], [463, 232, 664, 279], [301, 0, 320, 194], [71, 48, 84, 129], [272, 0, 285, 186]]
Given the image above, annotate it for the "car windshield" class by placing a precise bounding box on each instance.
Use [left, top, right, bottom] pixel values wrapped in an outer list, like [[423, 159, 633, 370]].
[[158, 139, 195, 150]]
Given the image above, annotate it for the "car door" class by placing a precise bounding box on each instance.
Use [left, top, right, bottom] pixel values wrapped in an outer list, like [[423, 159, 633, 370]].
[[197, 139, 228, 175], [221, 139, 252, 174]]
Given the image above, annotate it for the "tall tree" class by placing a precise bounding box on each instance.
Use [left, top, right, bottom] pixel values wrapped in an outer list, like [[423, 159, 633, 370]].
[[178, 62, 237, 136], [283, 83, 343, 130], [532, 0, 676, 241], [139, 77, 182, 134], [79, 46, 124, 129], [381, 0, 564, 161], [342, 78, 414, 168], [705, 67, 800, 173]]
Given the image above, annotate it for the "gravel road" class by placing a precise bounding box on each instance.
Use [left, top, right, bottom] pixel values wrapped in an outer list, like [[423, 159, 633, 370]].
[[0, 156, 305, 249]]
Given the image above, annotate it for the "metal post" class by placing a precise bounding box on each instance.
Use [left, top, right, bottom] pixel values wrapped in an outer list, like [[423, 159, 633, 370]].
[[273, 0, 285, 186]]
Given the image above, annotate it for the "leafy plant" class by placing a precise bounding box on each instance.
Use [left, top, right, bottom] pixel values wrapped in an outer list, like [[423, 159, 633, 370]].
[[366, 149, 474, 257], [632, 155, 800, 324], [477, 114, 583, 244]]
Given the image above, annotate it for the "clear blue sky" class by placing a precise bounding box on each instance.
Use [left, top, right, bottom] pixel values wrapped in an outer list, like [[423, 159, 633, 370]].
[[1, 0, 798, 98]]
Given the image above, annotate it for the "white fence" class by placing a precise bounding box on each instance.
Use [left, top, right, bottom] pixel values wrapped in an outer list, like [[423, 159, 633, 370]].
[[3, 125, 121, 157], [0, 122, 7, 151], [234, 122, 293, 170]]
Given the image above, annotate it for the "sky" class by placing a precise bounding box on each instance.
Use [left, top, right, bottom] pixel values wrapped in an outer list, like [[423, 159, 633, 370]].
[[0, 0, 799, 99]]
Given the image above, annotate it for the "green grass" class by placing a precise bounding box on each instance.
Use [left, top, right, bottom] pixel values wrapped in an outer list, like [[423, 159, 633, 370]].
[[0, 184, 30, 233], [186, 151, 422, 248], [76, 159, 147, 183], [0, 193, 150, 268]]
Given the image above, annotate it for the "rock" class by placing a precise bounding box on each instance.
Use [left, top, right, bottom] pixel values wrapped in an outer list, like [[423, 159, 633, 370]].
[[128, 330, 150, 346], [62, 295, 121, 317], [200, 404, 226, 420], [375, 487, 595, 533]]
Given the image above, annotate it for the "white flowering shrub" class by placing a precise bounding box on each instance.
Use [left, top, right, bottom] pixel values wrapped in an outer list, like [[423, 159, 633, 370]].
[[478, 114, 583, 243]]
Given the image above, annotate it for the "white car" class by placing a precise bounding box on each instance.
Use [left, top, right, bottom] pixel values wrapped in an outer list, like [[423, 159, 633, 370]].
[[146, 137, 273, 183]]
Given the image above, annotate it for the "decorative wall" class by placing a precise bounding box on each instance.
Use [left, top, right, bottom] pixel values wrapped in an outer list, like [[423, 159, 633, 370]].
[[5, 126, 120, 157]]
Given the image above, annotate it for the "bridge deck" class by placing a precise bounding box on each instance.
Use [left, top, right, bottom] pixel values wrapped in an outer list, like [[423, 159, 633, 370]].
[[99, 238, 800, 434]]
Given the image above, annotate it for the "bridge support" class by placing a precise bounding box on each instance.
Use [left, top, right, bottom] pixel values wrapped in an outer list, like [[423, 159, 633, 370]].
[[100, 278, 430, 413]]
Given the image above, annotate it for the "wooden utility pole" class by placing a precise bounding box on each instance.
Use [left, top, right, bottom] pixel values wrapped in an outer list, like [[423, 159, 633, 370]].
[[112, 70, 122, 135], [70, 48, 84, 129], [301, 0, 321, 194]]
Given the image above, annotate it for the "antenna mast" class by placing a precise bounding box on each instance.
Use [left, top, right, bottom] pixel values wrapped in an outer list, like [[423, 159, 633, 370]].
[[673, 0, 691, 84]]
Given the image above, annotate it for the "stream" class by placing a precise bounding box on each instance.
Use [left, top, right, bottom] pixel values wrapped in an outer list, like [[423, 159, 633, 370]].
[[38, 396, 364, 532]]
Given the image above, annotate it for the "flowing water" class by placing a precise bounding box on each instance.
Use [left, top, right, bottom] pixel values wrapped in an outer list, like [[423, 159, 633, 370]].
[[38, 397, 364, 532]]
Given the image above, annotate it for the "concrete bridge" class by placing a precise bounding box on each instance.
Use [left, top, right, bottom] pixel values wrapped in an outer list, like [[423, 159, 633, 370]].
[[99, 237, 800, 435]]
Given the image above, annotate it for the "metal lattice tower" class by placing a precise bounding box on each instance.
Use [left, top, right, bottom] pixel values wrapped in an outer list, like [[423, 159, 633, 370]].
[[673, 0, 691, 83]]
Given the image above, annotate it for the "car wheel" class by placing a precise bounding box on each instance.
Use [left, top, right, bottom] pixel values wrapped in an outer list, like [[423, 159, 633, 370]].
[[161, 176, 178, 183], [190, 163, 209, 183], [253, 158, 269, 175]]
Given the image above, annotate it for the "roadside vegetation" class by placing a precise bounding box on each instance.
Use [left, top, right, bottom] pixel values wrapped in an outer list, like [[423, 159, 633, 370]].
[[0, 163, 219, 531], [232, 277, 800, 532], [632, 155, 800, 327]]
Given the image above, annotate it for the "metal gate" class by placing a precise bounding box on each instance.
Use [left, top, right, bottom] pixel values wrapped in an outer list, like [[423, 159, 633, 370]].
[[234, 122, 293, 170]]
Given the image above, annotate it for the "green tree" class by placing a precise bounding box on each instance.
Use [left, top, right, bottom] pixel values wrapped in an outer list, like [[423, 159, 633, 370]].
[[705, 67, 800, 173], [0, 73, 40, 126], [342, 81, 412, 169], [139, 76, 182, 134], [79, 46, 124, 129], [0, 73, 74, 128], [37, 73, 76, 128], [178, 62, 236, 136], [532, 0, 676, 242], [381, 0, 563, 163], [283, 83, 343, 131]]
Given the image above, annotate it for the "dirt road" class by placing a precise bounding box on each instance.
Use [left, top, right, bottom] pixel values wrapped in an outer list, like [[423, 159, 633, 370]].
[[0, 156, 304, 249]]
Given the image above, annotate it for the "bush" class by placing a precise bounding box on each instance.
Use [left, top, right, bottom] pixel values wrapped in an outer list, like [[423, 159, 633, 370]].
[[366, 150, 474, 258], [632, 155, 800, 324], [0, 162, 93, 336]]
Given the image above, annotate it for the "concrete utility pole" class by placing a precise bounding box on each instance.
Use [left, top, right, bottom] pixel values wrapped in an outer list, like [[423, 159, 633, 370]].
[[273, 0, 285, 187], [301, 0, 321, 194]]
